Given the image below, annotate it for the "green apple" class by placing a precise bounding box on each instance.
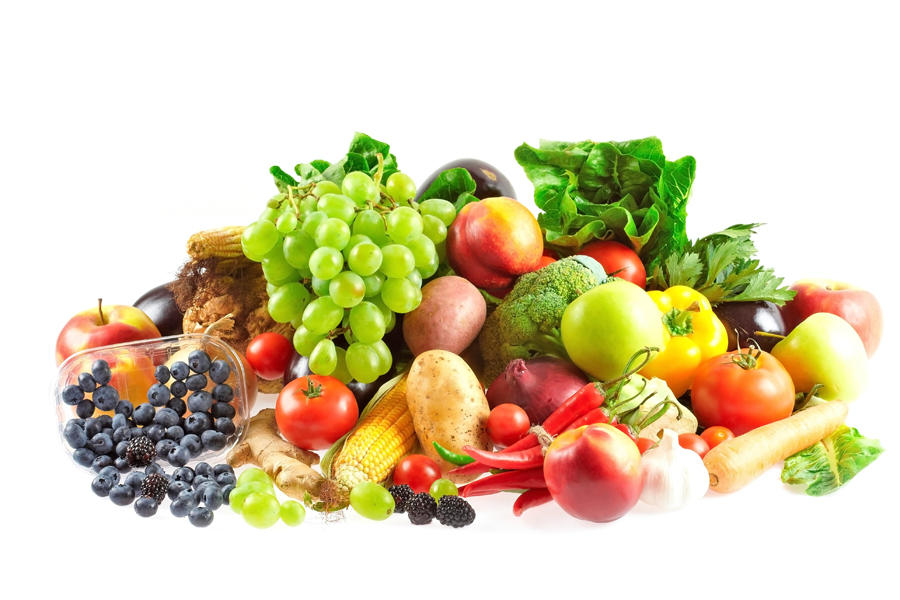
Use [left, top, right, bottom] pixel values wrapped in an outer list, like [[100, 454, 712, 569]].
[[771, 312, 868, 401]]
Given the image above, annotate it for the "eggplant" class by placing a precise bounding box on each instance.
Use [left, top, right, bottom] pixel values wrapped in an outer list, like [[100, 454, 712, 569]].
[[134, 282, 185, 337], [712, 301, 786, 353], [414, 158, 517, 202]]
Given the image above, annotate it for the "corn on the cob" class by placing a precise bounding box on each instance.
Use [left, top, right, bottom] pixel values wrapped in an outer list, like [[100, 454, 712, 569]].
[[330, 377, 416, 495], [186, 225, 246, 260]]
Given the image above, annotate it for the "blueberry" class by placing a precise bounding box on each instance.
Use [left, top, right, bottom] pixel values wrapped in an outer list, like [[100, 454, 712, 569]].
[[154, 407, 180, 428], [145, 462, 165, 476], [110, 413, 125, 430], [84, 418, 101, 438], [109, 484, 135, 506], [134, 496, 158, 517], [209, 360, 231, 384], [167, 445, 190, 468], [130, 426, 145, 439], [195, 462, 214, 478], [92, 454, 113, 472], [185, 373, 208, 392], [188, 506, 214, 528], [155, 365, 171, 384], [73, 447, 96, 468], [215, 472, 237, 487], [187, 391, 213, 414], [115, 400, 134, 418], [78, 372, 97, 392], [62, 384, 85, 406], [96, 413, 111, 427], [124, 471, 146, 491], [102, 427, 115, 438], [90, 433, 114, 455], [211, 384, 234, 403], [215, 418, 236, 436], [93, 385, 120, 412], [115, 440, 130, 457], [147, 383, 171, 407], [167, 480, 192, 500], [113, 457, 132, 473], [91, 474, 115, 497], [192, 475, 215, 490], [91, 360, 112, 385], [199, 485, 224, 511], [165, 426, 185, 443], [63, 421, 88, 449], [170, 361, 190, 381], [112, 426, 132, 444], [133, 403, 156, 426], [169, 380, 188, 399], [188, 350, 212, 374], [221, 484, 236, 505], [155, 439, 178, 460], [144, 423, 166, 443], [171, 466, 193, 483], [167, 397, 187, 416], [201, 430, 227, 452], [180, 434, 202, 457], [70, 418, 86, 428], [170, 495, 196, 518], [185, 412, 212, 435], [98, 465, 120, 485], [210, 402, 236, 420], [213, 464, 234, 477], [75, 399, 95, 419]]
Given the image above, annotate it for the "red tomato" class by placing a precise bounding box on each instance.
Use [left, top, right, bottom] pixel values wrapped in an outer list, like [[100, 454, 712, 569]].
[[576, 240, 647, 288], [275, 375, 358, 451], [678, 433, 710, 458], [246, 333, 296, 380], [691, 349, 795, 436], [635, 437, 657, 455], [392, 455, 442, 494], [700, 425, 735, 450], [487, 404, 531, 448]]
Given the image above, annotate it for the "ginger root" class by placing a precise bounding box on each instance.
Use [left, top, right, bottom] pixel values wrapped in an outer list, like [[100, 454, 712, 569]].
[[226, 409, 324, 500]]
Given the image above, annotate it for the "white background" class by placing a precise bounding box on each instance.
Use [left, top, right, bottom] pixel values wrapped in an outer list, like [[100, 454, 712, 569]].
[[3, 1, 898, 598]]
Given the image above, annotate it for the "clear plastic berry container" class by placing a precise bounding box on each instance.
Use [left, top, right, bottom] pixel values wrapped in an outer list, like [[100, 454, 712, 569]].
[[52, 334, 252, 473]]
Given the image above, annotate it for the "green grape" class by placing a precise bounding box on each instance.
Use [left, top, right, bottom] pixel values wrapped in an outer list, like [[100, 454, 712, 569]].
[[300, 197, 318, 215], [311, 275, 331, 297], [267, 193, 287, 208], [309, 338, 337, 375], [419, 198, 456, 227], [331, 347, 353, 385], [302, 296, 344, 335], [259, 207, 280, 222], [242, 219, 279, 256], [317, 193, 357, 224], [422, 214, 447, 244], [283, 229, 318, 270], [345, 342, 382, 384], [293, 325, 325, 356], [342, 234, 372, 261], [241, 239, 264, 262], [349, 481, 395, 521], [313, 181, 341, 197], [291, 314, 303, 329], [347, 242, 383, 277], [406, 269, 423, 289], [361, 272, 385, 298], [301, 211, 329, 236], [370, 339, 392, 375], [385, 172, 416, 202], [436, 240, 447, 264], [384, 309, 397, 334], [329, 271, 366, 308], [280, 499, 306, 527], [229, 481, 275, 515], [429, 478, 459, 501], [262, 245, 299, 283], [379, 244, 415, 278], [406, 234, 436, 269], [241, 492, 282, 529], [298, 265, 313, 279], [276, 212, 298, 234], [353, 209, 390, 246], [314, 217, 351, 250], [386, 206, 424, 245], [266, 282, 279, 296], [308, 246, 344, 280], [417, 251, 440, 279], [349, 302, 386, 344], [368, 295, 393, 321], [341, 171, 377, 205], [267, 282, 311, 323], [237, 467, 274, 488], [381, 277, 420, 313]]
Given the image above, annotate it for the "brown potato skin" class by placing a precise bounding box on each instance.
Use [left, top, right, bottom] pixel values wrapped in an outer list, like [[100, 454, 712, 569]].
[[406, 350, 492, 484], [402, 276, 486, 357]]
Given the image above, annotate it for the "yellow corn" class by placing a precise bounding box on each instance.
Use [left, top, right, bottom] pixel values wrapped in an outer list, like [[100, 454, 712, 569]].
[[331, 377, 416, 494], [186, 225, 245, 260]]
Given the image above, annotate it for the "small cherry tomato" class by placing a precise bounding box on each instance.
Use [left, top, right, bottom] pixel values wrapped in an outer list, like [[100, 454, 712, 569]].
[[246, 333, 296, 380], [487, 403, 531, 448], [700, 425, 735, 450], [636, 437, 658, 455], [678, 433, 710, 458], [392, 455, 442, 494]]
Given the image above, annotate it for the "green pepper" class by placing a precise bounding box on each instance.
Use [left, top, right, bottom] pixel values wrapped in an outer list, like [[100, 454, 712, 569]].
[[432, 441, 475, 466]]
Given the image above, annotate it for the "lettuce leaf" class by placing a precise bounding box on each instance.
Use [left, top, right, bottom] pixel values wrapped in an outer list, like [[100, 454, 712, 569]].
[[781, 425, 885, 496], [416, 167, 480, 212], [273, 132, 398, 191]]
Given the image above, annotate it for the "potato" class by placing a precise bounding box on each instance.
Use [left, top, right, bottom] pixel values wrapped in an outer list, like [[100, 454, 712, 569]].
[[402, 276, 486, 357], [406, 350, 492, 484]]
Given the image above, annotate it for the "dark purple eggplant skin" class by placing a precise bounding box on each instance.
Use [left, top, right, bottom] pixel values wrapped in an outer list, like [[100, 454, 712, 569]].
[[713, 301, 786, 353], [414, 158, 517, 202], [134, 282, 184, 337]]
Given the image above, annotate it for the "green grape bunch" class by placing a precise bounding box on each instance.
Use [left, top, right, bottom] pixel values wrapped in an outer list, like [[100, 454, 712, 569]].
[[241, 153, 457, 385]]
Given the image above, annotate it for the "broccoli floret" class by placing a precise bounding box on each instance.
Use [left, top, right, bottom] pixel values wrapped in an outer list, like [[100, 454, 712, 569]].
[[479, 256, 607, 383]]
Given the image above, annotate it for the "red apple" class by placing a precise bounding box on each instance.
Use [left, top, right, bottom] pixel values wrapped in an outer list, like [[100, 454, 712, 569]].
[[56, 299, 161, 365], [781, 279, 883, 358]]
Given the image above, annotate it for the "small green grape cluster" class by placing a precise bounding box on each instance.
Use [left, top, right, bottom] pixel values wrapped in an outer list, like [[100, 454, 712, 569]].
[[241, 169, 456, 384]]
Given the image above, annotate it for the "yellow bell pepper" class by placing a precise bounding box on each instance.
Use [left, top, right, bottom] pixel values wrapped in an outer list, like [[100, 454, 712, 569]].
[[639, 285, 728, 397]]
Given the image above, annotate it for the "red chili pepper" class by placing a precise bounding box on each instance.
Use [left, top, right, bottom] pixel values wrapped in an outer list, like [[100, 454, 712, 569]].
[[459, 466, 546, 497], [612, 422, 638, 442], [462, 444, 544, 470], [562, 406, 611, 432], [512, 488, 554, 517]]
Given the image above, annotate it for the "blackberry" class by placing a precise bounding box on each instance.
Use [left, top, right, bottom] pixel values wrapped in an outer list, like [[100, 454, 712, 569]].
[[141, 473, 170, 504], [435, 495, 476, 528], [126, 436, 156, 468], [406, 492, 437, 525], [388, 484, 415, 514]]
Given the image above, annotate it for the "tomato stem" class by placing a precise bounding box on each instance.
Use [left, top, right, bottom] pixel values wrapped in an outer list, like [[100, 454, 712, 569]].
[[727, 346, 762, 370], [302, 378, 324, 399]]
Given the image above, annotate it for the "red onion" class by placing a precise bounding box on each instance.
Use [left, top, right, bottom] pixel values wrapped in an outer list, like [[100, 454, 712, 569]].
[[486, 357, 590, 425]]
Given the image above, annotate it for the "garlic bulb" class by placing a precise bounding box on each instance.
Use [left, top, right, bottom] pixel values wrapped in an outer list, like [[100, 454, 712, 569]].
[[640, 428, 709, 510]]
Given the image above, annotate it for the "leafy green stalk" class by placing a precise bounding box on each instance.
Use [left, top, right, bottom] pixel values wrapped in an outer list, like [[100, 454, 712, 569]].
[[781, 425, 884, 496]]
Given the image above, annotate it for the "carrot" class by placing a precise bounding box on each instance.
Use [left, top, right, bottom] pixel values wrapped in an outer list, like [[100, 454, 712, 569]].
[[703, 400, 849, 493]]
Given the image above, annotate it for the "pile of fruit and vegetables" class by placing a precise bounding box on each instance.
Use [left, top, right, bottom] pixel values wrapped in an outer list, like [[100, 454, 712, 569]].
[[52, 133, 886, 528]]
